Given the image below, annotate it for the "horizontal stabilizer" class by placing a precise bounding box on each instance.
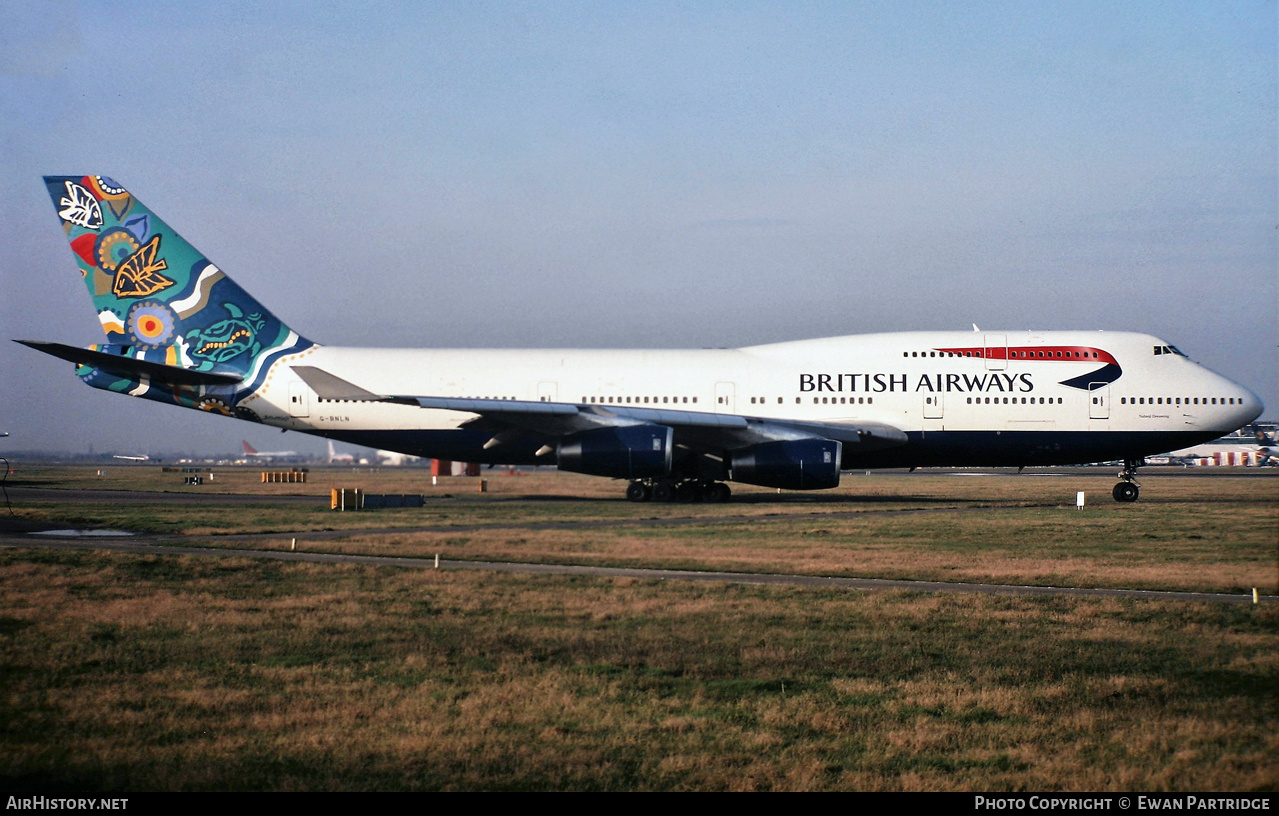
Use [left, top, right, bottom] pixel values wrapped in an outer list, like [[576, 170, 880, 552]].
[[16, 340, 242, 386], [291, 365, 389, 402]]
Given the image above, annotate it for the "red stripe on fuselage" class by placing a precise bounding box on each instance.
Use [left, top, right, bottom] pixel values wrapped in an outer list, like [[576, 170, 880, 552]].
[[933, 346, 1118, 365]]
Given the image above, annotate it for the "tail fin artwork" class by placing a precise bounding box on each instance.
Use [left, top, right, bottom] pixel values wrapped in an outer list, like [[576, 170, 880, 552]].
[[1254, 425, 1276, 466], [29, 176, 314, 419]]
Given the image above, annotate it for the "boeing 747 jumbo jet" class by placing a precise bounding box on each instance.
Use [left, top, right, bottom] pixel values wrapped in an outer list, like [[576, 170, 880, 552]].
[[21, 176, 1264, 502]]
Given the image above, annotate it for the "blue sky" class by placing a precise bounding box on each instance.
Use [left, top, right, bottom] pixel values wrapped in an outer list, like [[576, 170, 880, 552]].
[[1, 0, 1274, 456]]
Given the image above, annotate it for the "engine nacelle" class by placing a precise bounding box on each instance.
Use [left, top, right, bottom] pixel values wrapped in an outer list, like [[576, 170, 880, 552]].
[[557, 424, 673, 479], [729, 438, 842, 490]]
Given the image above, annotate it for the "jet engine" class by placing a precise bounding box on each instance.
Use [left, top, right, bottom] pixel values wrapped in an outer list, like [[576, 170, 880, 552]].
[[557, 424, 673, 479], [729, 438, 842, 490]]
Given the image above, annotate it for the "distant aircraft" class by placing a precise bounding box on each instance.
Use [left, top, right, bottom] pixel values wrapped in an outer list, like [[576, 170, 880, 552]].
[[112, 453, 150, 462], [1257, 428, 1277, 466], [327, 438, 413, 466], [240, 440, 298, 460], [375, 449, 420, 466], [1166, 425, 1277, 466], [327, 440, 354, 464], [19, 176, 1264, 502]]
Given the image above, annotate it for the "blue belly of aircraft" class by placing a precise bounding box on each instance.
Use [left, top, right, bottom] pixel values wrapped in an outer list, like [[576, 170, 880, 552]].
[[850, 429, 1222, 468], [313, 428, 1220, 469]]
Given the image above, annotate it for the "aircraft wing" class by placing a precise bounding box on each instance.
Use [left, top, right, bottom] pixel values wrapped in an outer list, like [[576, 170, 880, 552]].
[[291, 365, 907, 453]]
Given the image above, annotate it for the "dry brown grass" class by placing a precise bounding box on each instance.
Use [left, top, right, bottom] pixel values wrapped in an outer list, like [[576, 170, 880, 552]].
[[0, 551, 1275, 791]]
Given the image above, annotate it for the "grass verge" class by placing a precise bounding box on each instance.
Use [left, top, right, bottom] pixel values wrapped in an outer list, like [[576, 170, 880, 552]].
[[0, 549, 1275, 791]]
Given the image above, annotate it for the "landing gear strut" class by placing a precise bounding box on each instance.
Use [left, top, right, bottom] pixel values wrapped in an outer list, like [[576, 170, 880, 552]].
[[1112, 459, 1143, 503], [626, 479, 732, 503]]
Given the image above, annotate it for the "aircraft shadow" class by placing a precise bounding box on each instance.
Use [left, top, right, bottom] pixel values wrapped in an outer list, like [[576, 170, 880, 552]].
[[491, 492, 987, 506]]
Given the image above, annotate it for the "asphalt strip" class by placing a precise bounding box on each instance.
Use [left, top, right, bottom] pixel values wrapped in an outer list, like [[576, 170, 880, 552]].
[[3, 535, 1271, 605]]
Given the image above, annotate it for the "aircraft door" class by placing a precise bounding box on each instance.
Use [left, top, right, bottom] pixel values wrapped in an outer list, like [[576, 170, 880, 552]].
[[984, 334, 1007, 371], [1088, 383, 1110, 420], [288, 381, 310, 418], [923, 392, 944, 419], [715, 382, 736, 414]]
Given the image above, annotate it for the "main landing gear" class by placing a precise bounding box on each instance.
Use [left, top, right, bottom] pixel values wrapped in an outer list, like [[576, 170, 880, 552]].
[[1112, 459, 1143, 503], [626, 479, 732, 503]]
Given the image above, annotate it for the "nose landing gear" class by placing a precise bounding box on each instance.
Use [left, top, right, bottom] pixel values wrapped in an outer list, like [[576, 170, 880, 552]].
[[1112, 459, 1143, 502]]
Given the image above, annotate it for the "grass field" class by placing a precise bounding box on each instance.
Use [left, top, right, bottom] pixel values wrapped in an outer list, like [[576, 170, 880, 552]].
[[6, 465, 1276, 594], [0, 466, 1275, 790]]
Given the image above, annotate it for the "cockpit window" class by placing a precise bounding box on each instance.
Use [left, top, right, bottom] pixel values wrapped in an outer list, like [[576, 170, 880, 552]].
[[1153, 345, 1187, 357]]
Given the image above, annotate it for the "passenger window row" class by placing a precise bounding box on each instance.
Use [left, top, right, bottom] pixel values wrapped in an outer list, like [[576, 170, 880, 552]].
[[1120, 397, 1238, 406], [901, 350, 1102, 359], [966, 397, 1064, 405], [319, 394, 517, 403], [582, 395, 697, 405], [1008, 350, 1099, 359]]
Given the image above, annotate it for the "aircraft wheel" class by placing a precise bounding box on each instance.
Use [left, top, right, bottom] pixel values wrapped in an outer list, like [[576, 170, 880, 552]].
[[625, 481, 650, 502], [651, 481, 675, 503], [704, 482, 731, 503], [1112, 482, 1139, 503]]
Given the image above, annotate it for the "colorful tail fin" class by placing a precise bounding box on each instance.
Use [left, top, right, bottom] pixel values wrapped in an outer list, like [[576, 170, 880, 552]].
[[42, 175, 311, 382]]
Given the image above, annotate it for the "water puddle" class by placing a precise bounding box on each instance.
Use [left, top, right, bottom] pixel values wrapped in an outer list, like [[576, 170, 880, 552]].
[[30, 529, 135, 537]]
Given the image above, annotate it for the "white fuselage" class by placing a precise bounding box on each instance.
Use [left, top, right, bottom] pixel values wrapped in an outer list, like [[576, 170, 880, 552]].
[[237, 330, 1262, 469]]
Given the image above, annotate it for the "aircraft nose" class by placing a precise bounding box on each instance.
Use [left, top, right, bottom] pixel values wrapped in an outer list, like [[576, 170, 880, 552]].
[[1238, 387, 1264, 427]]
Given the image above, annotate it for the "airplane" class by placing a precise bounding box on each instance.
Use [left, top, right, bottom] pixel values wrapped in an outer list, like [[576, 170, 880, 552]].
[[375, 449, 420, 466], [328, 439, 405, 465], [240, 440, 299, 461], [326, 440, 355, 464], [19, 175, 1265, 503], [1256, 427, 1277, 466], [1165, 425, 1277, 467]]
